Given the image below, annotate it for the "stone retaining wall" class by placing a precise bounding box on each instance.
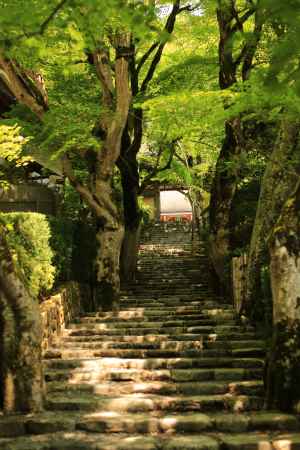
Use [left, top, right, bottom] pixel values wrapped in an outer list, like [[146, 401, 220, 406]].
[[0, 184, 57, 215], [40, 282, 86, 353]]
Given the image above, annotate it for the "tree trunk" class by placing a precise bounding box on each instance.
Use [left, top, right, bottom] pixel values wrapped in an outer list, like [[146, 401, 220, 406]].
[[119, 136, 142, 282], [209, 1, 263, 293], [209, 118, 243, 291], [94, 222, 124, 311], [0, 54, 48, 119], [63, 33, 132, 311], [0, 224, 44, 414], [121, 224, 141, 282], [266, 182, 300, 412], [244, 122, 300, 318]]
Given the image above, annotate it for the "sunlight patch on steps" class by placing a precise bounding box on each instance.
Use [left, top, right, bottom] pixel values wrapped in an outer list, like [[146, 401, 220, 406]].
[[86, 411, 120, 418], [159, 416, 177, 431], [256, 441, 292, 450], [258, 443, 272, 450], [208, 333, 218, 342], [94, 310, 147, 320], [131, 382, 162, 393], [107, 396, 156, 412], [272, 440, 291, 450]]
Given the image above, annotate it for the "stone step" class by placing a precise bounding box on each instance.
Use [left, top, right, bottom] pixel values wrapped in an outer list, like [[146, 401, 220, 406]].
[[62, 332, 258, 343], [44, 347, 265, 360], [51, 339, 265, 351], [80, 310, 235, 321], [119, 300, 229, 307], [45, 367, 264, 384], [75, 411, 299, 435], [133, 281, 207, 285], [44, 356, 264, 371], [125, 281, 208, 284], [3, 430, 300, 450], [3, 411, 297, 440], [74, 318, 237, 328], [118, 302, 218, 308], [121, 288, 211, 293], [47, 379, 264, 397], [117, 303, 220, 310], [112, 305, 233, 313], [120, 293, 213, 299], [45, 392, 264, 413], [135, 273, 203, 278], [133, 266, 205, 270], [68, 325, 254, 336], [137, 257, 203, 261]]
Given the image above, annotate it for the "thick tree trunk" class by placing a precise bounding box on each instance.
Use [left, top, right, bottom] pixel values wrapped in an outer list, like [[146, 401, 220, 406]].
[[244, 122, 300, 317], [209, 1, 263, 293], [94, 222, 124, 311], [209, 118, 243, 291], [63, 33, 132, 311], [121, 225, 141, 282], [266, 182, 300, 411], [0, 225, 44, 414], [119, 144, 141, 282]]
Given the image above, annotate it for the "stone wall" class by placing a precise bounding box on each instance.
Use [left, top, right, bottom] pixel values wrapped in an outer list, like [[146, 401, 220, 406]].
[[0, 184, 57, 215], [40, 282, 87, 353]]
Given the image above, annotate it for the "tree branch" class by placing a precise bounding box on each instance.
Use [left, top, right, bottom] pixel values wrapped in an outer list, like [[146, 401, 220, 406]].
[[140, 0, 184, 93], [0, 54, 47, 119], [179, 3, 201, 13], [241, 2, 264, 80], [92, 47, 114, 109], [136, 43, 160, 74], [231, 6, 256, 33], [3, 0, 68, 45], [139, 140, 178, 193]]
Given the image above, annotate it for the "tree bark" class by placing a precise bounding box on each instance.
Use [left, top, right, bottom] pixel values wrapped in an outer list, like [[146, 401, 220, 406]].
[[244, 122, 300, 318], [120, 189, 141, 283], [209, 117, 243, 290], [0, 53, 48, 119], [0, 224, 44, 414], [266, 181, 300, 411], [118, 2, 186, 281], [0, 55, 50, 415], [94, 223, 124, 310], [208, 0, 263, 291], [119, 123, 142, 282], [63, 33, 132, 310]]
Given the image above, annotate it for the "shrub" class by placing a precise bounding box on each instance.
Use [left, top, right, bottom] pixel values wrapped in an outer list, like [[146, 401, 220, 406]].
[[0, 212, 55, 298], [139, 198, 153, 224]]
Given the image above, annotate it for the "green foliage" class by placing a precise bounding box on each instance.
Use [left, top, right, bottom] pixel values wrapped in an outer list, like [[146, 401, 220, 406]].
[[0, 212, 55, 297], [138, 197, 153, 224], [0, 211, 81, 294], [261, 0, 300, 93], [48, 216, 75, 284], [34, 70, 101, 163], [0, 123, 31, 187], [60, 181, 86, 221]]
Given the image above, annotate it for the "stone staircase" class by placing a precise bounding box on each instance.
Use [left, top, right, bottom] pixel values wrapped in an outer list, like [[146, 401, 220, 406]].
[[1, 222, 299, 449]]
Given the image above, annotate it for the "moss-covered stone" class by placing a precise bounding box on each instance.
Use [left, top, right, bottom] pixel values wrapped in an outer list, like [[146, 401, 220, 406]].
[[163, 435, 219, 450], [214, 413, 250, 432]]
